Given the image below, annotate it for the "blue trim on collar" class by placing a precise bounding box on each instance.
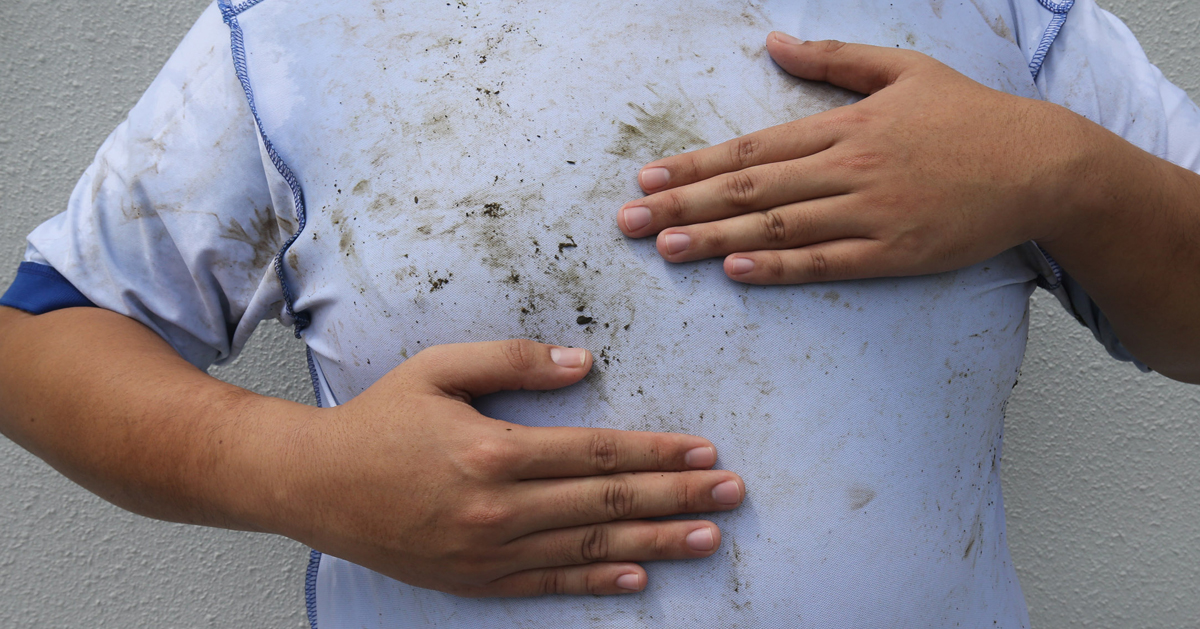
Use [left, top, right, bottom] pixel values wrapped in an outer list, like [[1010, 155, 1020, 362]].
[[0, 262, 97, 314]]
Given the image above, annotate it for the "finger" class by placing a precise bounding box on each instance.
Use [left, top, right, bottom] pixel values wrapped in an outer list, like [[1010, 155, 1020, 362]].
[[630, 112, 841, 196], [511, 426, 719, 479], [470, 563, 648, 597], [506, 520, 722, 572], [407, 339, 592, 401], [654, 196, 863, 263], [621, 154, 851, 238], [724, 238, 892, 285], [512, 471, 743, 531], [765, 33, 928, 95]]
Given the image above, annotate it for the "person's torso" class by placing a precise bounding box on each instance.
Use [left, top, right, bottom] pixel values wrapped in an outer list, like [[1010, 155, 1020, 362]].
[[230, 1, 1040, 625]]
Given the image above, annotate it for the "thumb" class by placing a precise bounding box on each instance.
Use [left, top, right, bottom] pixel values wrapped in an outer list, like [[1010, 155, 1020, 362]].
[[766, 32, 924, 95], [407, 339, 592, 401]]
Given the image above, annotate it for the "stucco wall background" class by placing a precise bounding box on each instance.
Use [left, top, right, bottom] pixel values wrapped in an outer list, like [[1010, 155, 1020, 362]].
[[0, 0, 1196, 626]]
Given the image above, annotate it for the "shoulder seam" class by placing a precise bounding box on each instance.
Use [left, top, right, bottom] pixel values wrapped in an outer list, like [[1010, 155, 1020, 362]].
[[1028, 0, 1075, 80], [217, 0, 313, 338]]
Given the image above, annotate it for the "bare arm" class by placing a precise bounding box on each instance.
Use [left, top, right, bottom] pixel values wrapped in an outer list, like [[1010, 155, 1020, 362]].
[[0, 305, 745, 596], [617, 35, 1200, 383], [1034, 134, 1200, 382], [0, 305, 285, 530]]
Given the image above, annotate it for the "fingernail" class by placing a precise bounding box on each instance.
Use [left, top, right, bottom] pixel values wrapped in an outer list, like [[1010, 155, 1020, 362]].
[[728, 257, 755, 275], [621, 206, 652, 232], [663, 233, 691, 255], [639, 167, 670, 190], [773, 31, 805, 45], [685, 527, 715, 551], [684, 446, 716, 468], [712, 480, 741, 505], [550, 347, 586, 368], [615, 573, 642, 591]]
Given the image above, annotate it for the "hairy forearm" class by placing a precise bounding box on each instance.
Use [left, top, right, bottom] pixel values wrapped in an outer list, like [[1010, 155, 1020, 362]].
[[1038, 114, 1200, 383], [0, 306, 308, 531]]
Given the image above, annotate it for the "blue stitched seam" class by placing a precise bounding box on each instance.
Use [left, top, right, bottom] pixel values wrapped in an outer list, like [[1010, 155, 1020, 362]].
[[1034, 243, 1065, 291], [306, 346, 326, 408], [217, 0, 312, 339], [1037, 0, 1073, 12], [227, 0, 268, 17], [305, 549, 322, 629], [1029, 0, 1074, 80]]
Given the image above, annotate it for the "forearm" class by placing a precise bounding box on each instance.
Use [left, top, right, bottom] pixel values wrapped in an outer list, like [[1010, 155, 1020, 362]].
[[1038, 114, 1200, 383], [0, 305, 308, 531]]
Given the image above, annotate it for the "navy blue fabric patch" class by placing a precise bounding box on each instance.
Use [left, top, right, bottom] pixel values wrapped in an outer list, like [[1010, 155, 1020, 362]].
[[0, 262, 96, 314]]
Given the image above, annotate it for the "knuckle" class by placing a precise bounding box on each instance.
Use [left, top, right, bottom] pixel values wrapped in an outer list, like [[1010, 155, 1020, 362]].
[[826, 108, 870, 132], [459, 497, 515, 529], [728, 136, 761, 170], [588, 432, 622, 473], [651, 527, 675, 557], [822, 39, 847, 53], [757, 209, 791, 244], [807, 249, 833, 280], [602, 477, 637, 519], [836, 150, 885, 173], [893, 230, 923, 256], [675, 478, 700, 512], [650, 436, 669, 470], [658, 191, 688, 222], [763, 252, 787, 279], [500, 338, 538, 373], [721, 171, 760, 208], [461, 440, 517, 476], [680, 153, 703, 180], [584, 571, 609, 595], [539, 569, 568, 595], [699, 226, 727, 252], [578, 525, 610, 562]]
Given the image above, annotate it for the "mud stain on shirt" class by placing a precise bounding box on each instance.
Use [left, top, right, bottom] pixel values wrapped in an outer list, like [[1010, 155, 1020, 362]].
[[607, 93, 709, 161], [848, 485, 877, 510], [968, 0, 1013, 42], [217, 204, 284, 270]]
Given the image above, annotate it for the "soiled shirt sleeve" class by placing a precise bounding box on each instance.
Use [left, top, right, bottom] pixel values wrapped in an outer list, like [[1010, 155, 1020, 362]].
[[11, 2, 295, 370], [1011, 0, 1200, 371]]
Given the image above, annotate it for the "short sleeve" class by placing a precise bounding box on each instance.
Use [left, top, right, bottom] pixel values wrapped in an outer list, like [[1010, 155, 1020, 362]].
[[17, 2, 297, 370], [1011, 0, 1200, 371]]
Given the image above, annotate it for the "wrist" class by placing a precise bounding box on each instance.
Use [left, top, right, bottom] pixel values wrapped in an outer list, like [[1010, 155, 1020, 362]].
[[201, 388, 323, 537], [1031, 104, 1146, 252]]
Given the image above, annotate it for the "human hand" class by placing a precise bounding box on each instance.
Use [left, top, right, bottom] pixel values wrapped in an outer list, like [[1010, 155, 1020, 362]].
[[618, 32, 1099, 284], [267, 340, 743, 597]]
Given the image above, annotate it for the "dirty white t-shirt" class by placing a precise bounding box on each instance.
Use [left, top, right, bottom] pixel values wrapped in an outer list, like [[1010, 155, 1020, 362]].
[[18, 0, 1200, 627]]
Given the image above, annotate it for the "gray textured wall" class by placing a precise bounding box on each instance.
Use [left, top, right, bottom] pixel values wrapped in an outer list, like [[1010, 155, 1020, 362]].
[[0, 0, 1196, 626]]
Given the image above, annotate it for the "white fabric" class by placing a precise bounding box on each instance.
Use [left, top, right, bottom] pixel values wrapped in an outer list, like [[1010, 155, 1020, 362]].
[[24, 4, 287, 368], [19, 0, 1200, 626]]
